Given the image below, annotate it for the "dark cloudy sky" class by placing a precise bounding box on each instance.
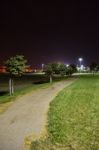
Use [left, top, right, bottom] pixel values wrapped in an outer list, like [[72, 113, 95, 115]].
[[0, 0, 99, 68]]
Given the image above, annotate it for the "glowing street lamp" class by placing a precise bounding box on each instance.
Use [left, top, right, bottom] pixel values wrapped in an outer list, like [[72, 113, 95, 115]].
[[78, 58, 83, 72], [66, 64, 69, 67], [78, 58, 83, 67]]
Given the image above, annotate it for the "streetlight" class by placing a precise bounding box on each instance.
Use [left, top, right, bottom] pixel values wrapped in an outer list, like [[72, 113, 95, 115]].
[[78, 58, 83, 72], [41, 63, 44, 71], [66, 64, 69, 67]]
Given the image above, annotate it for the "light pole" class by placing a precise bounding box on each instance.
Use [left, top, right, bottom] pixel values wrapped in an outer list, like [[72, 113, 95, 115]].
[[78, 58, 83, 73], [41, 63, 44, 71]]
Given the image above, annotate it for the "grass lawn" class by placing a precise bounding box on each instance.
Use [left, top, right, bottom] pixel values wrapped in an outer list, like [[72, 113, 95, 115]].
[[31, 75, 99, 150]]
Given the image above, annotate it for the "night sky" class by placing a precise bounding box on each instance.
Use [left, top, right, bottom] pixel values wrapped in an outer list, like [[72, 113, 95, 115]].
[[0, 0, 99, 68]]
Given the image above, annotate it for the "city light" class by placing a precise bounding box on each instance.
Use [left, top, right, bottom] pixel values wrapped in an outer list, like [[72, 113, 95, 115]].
[[66, 64, 69, 67], [78, 58, 83, 63], [78, 58, 83, 72], [78, 58, 83, 67]]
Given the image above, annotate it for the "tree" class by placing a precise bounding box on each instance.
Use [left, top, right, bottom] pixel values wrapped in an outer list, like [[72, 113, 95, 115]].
[[90, 62, 98, 75], [49, 62, 67, 76], [66, 64, 77, 76], [58, 63, 67, 76], [5, 55, 27, 95], [50, 62, 60, 74], [44, 63, 53, 83], [44, 62, 67, 82], [44, 62, 76, 82]]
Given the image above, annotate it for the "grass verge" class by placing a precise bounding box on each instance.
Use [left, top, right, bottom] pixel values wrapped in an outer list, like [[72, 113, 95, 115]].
[[31, 75, 99, 150]]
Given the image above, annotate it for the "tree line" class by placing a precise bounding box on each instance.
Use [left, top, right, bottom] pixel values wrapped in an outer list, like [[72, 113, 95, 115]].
[[3, 55, 99, 95], [90, 62, 99, 74], [44, 62, 77, 83], [3, 55, 77, 95]]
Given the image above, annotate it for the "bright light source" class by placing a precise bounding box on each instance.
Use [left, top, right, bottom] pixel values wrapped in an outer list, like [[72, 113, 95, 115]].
[[78, 58, 83, 73], [66, 64, 69, 67], [78, 58, 83, 62]]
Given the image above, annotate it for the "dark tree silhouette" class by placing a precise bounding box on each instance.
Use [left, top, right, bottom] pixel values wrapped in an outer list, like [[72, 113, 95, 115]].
[[5, 55, 27, 95]]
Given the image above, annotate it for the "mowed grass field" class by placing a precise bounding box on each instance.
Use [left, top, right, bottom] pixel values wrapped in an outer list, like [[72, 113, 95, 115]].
[[31, 75, 99, 150]]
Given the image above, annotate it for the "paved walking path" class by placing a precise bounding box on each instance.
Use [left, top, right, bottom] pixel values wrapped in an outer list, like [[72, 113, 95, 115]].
[[0, 79, 75, 150]]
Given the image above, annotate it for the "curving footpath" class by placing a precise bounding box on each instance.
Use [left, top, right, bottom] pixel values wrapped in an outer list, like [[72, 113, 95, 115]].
[[0, 79, 75, 150]]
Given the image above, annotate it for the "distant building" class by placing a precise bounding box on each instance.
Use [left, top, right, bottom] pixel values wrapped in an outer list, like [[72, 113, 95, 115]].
[[0, 66, 34, 73], [77, 65, 90, 72], [0, 66, 7, 73], [25, 66, 33, 73]]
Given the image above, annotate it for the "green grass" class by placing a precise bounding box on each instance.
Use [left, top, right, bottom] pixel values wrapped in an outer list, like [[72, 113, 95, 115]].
[[31, 75, 99, 150]]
